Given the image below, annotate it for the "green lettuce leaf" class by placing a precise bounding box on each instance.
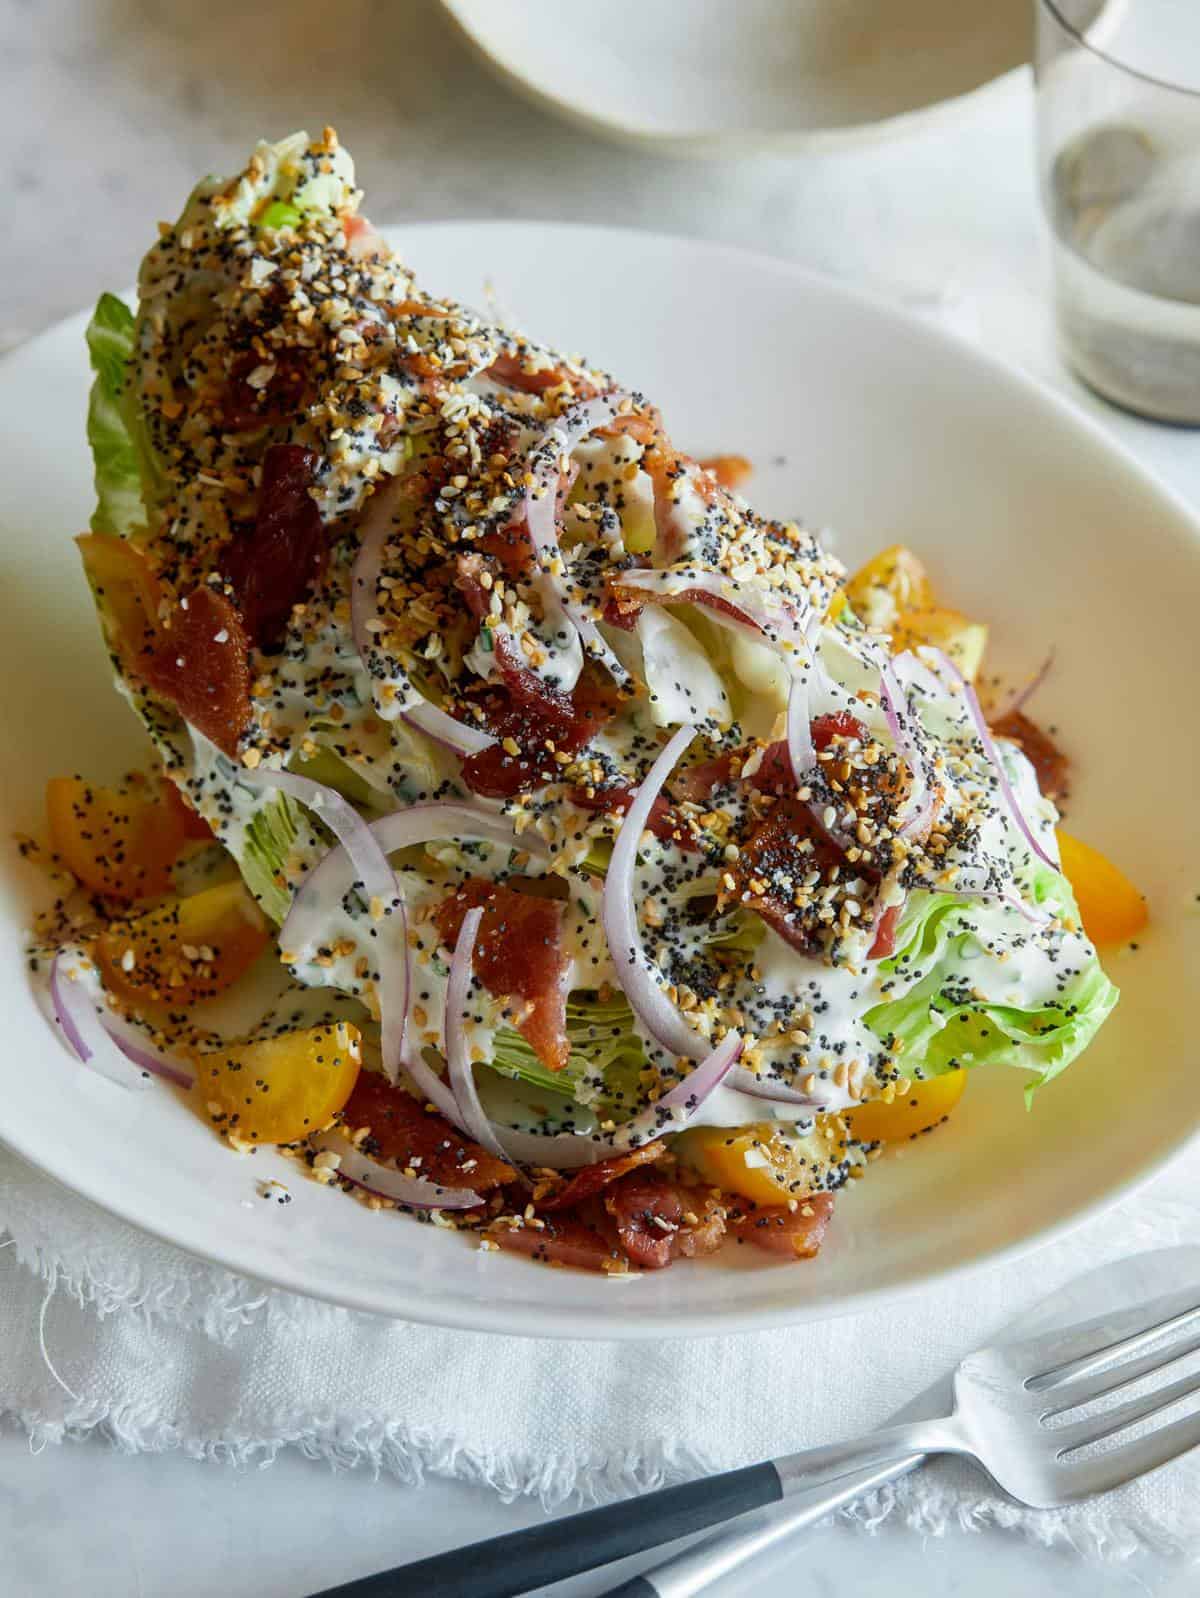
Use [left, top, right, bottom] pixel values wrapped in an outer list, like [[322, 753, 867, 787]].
[[241, 792, 304, 926], [865, 868, 1119, 1102], [84, 294, 145, 538]]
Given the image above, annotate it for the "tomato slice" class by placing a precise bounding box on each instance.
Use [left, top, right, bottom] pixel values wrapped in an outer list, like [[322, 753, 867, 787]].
[[96, 880, 268, 1008], [195, 1022, 362, 1145], [1057, 830, 1147, 945], [46, 775, 185, 902], [844, 1069, 966, 1142], [77, 532, 161, 670]]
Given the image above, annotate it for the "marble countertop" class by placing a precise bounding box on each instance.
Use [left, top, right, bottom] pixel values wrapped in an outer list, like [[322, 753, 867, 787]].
[[4, 3, 1200, 1594]]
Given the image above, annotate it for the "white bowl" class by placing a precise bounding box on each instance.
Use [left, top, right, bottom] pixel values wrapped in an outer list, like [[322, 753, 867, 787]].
[[441, 0, 1029, 153], [2, 221, 1198, 1338]]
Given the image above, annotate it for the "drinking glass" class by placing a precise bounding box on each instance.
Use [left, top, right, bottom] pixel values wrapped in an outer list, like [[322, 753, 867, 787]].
[[1036, 0, 1200, 422]]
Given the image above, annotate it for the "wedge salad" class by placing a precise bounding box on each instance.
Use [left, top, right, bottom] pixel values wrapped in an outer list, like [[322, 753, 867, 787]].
[[31, 131, 1146, 1274]]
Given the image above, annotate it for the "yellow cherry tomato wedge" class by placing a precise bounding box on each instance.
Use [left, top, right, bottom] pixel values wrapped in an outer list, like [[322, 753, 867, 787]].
[[674, 1118, 850, 1205], [1057, 831, 1148, 946], [844, 544, 933, 631], [194, 1022, 363, 1145], [96, 880, 269, 1008], [46, 774, 186, 902], [892, 606, 988, 682], [844, 1069, 967, 1143], [77, 531, 161, 669]]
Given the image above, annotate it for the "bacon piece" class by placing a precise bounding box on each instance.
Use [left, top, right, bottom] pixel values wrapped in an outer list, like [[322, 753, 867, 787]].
[[434, 879, 571, 1073], [340, 1069, 514, 1190], [868, 902, 902, 962], [673, 719, 864, 808], [733, 797, 846, 956], [731, 1193, 834, 1260], [488, 1215, 618, 1271], [484, 351, 599, 398], [567, 781, 700, 852], [222, 444, 327, 649], [536, 1142, 667, 1213], [343, 213, 387, 260], [142, 587, 252, 757], [606, 1170, 684, 1270], [220, 348, 310, 432], [812, 710, 867, 749], [459, 630, 622, 799], [991, 709, 1070, 800], [605, 1171, 728, 1270], [699, 454, 752, 491]]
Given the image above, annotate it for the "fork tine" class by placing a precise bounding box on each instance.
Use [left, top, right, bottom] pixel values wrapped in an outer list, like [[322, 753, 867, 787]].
[[1015, 1284, 1200, 1391], [1061, 1403, 1200, 1499], [1053, 1369, 1200, 1454], [1040, 1326, 1200, 1416]]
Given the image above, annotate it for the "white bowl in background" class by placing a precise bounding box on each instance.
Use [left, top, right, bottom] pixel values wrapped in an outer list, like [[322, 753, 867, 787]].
[[441, 0, 1029, 153]]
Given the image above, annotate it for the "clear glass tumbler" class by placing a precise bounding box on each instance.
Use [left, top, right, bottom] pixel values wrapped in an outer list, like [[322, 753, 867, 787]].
[[1036, 0, 1200, 422]]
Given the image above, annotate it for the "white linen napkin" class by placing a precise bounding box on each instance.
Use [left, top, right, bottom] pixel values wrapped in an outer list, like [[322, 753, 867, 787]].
[[3, 1140, 1200, 1562]]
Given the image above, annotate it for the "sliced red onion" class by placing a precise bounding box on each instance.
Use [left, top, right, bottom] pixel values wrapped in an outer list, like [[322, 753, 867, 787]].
[[874, 652, 935, 839], [931, 650, 1057, 871], [351, 474, 496, 758], [488, 1031, 743, 1168], [103, 1019, 195, 1090], [48, 949, 192, 1090], [240, 768, 398, 910], [523, 394, 633, 685], [726, 1064, 820, 1107], [443, 906, 514, 1164], [994, 648, 1056, 723], [402, 698, 495, 757], [602, 725, 707, 1063], [655, 1030, 742, 1110], [785, 671, 815, 784], [312, 1131, 483, 1210]]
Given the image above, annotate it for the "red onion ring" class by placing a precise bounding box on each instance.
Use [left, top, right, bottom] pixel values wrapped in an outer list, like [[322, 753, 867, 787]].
[[351, 475, 496, 758], [486, 1031, 744, 1169], [48, 949, 192, 1090], [993, 648, 1056, 723], [402, 699, 495, 757], [870, 646, 937, 840], [240, 768, 398, 911], [521, 398, 634, 687], [312, 1131, 483, 1210], [930, 650, 1057, 871], [725, 1065, 820, 1108], [602, 725, 708, 1062], [443, 906, 514, 1164]]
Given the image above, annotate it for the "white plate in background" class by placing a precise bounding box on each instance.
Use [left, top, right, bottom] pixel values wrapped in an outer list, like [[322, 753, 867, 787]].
[[2, 222, 1198, 1338], [441, 0, 1029, 153]]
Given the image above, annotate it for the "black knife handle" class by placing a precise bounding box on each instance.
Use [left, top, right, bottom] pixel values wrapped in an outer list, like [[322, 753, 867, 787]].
[[307, 1461, 783, 1598]]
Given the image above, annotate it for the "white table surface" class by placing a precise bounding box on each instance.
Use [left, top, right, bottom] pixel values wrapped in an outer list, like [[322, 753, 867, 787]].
[[4, 3, 1200, 1594]]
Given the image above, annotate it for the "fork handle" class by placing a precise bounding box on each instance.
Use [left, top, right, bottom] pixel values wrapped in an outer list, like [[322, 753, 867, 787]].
[[597, 1452, 926, 1598]]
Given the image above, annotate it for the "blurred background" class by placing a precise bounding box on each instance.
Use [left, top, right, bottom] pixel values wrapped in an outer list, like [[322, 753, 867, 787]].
[[1, 0, 1039, 354]]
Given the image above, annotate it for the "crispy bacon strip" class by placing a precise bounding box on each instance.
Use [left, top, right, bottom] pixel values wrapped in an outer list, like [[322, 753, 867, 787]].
[[567, 781, 700, 852], [991, 709, 1070, 799], [536, 1142, 667, 1213], [341, 1069, 514, 1190], [488, 1215, 618, 1271], [731, 1193, 835, 1260], [222, 444, 327, 650], [605, 1171, 727, 1270], [434, 880, 571, 1073], [141, 587, 252, 758]]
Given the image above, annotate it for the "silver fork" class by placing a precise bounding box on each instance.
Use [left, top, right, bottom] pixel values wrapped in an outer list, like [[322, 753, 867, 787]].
[[593, 1278, 1200, 1598], [331, 1272, 1200, 1598]]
